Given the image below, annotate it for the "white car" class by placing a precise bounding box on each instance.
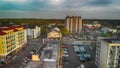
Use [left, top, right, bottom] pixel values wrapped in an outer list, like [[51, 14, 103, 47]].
[[63, 54, 69, 57], [63, 51, 68, 54]]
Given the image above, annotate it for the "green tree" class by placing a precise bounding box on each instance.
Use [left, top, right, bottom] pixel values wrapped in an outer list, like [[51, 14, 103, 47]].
[[61, 28, 69, 36], [102, 32, 112, 37], [41, 27, 48, 36]]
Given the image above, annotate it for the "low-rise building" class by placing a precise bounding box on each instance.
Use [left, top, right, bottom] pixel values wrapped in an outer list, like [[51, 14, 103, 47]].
[[47, 27, 62, 40], [0, 25, 27, 58], [95, 37, 120, 68]]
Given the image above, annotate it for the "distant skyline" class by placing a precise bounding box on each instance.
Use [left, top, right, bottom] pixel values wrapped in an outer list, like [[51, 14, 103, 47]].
[[0, 0, 120, 19]]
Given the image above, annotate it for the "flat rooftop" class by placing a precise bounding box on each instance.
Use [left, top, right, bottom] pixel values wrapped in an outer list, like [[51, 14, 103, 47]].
[[103, 38, 120, 43]]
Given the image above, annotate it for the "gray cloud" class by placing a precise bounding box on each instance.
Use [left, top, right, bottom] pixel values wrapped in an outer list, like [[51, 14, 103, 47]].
[[0, 0, 120, 19], [88, 0, 112, 6]]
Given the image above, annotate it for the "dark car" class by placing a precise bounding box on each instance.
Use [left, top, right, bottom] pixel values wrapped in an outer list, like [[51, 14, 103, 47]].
[[62, 57, 69, 62]]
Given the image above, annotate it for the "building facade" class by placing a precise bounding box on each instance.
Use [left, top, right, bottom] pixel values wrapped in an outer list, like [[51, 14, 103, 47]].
[[0, 25, 27, 58], [25, 25, 41, 39], [95, 37, 120, 68], [65, 15, 82, 33], [47, 27, 62, 40]]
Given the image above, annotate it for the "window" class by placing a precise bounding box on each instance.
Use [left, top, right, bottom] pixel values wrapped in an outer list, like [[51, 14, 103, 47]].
[[1, 37, 3, 39], [2, 46, 5, 48], [2, 42, 5, 44]]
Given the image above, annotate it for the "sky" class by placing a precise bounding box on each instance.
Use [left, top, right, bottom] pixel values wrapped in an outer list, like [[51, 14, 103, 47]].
[[0, 0, 120, 19]]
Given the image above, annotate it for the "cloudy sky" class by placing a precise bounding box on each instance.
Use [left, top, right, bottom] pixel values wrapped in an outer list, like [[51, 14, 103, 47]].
[[0, 0, 120, 19]]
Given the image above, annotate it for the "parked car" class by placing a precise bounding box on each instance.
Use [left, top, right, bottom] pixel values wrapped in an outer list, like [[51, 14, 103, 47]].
[[30, 51, 34, 54], [79, 55, 85, 62], [63, 50, 68, 54], [62, 57, 69, 62], [62, 45, 67, 48], [63, 48, 68, 54], [63, 48, 68, 51], [89, 45, 94, 51], [0, 59, 6, 64], [63, 54, 69, 57], [83, 52, 91, 60], [74, 45, 80, 53], [23, 57, 30, 63]]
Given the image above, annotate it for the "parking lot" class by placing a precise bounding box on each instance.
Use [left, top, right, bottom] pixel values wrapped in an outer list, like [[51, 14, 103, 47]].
[[62, 41, 97, 68]]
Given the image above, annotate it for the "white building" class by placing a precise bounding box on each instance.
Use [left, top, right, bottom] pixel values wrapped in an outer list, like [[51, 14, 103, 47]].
[[101, 27, 117, 33], [95, 37, 120, 68], [25, 25, 41, 39]]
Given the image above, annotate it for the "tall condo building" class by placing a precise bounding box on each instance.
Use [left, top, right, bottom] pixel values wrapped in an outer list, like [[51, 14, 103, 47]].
[[0, 25, 27, 58], [65, 15, 82, 33], [95, 37, 120, 68]]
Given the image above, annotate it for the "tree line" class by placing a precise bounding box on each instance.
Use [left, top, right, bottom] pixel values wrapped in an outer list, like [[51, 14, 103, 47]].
[[0, 19, 64, 26]]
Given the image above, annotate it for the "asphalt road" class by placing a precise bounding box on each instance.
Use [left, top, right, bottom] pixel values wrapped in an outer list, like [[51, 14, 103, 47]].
[[62, 41, 97, 68], [3, 38, 42, 68]]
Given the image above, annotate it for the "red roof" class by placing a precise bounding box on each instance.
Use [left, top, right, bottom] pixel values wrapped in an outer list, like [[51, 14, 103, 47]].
[[0, 31, 7, 35], [14, 29, 19, 32], [0, 25, 25, 35]]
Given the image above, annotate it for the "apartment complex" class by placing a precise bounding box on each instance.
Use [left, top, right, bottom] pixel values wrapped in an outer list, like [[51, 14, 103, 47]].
[[65, 15, 82, 33], [95, 37, 120, 68], [25, 25, 41, 39], [0, 25, 27, 58]]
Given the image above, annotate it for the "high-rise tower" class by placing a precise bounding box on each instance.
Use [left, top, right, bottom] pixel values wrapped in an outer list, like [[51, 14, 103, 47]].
[[65, 15, 82, 33]]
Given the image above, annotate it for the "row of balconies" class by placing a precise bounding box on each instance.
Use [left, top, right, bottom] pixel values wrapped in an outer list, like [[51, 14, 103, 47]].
[[95, 60, 99, 67], [108, 63, 120, 68], [7, 46, 16, 52], [18, 39, 24, 42], [6, 39, 15, 44], [96, 56, 100, 61], [7, 43, 16, 48], [6, 36, 15, 40], [7, 42, 16, 47], [96, 48, 100, 53], [18, 32, 24, 34], [18, 35, 24, 37], [109, 56, 114, 59], [18, 36, 24, 38], [18, 40, 25, 45]]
